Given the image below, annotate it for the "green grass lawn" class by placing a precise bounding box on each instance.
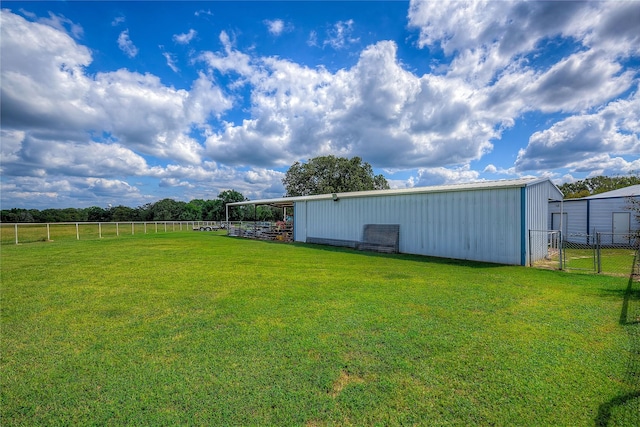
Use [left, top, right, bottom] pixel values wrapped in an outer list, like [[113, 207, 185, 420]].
[[1, 233, 638, 426]]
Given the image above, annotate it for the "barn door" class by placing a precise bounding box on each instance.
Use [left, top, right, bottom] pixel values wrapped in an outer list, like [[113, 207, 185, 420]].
[[612, 212, 630, 244]]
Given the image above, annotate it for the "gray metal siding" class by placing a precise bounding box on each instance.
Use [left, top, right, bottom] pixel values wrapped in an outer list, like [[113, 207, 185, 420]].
[[549, 196, 640, 235], [526, 181, 556, 265], [589, 197, 640, 233], [549, 200, 588, 235], [302, 188, 523, 265], [293, 201, 307, 242]]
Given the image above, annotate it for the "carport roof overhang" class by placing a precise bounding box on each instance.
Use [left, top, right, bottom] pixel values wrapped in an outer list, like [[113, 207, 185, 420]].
[[226, 177, 563, 210]]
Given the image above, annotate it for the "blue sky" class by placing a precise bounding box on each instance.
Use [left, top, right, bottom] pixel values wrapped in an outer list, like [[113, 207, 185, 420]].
[[1, 1, 639, 209]]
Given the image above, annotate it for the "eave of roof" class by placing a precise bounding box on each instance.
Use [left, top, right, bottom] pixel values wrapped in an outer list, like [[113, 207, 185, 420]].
[[227, 177, 558, 207], [583, 184, 640, 199]]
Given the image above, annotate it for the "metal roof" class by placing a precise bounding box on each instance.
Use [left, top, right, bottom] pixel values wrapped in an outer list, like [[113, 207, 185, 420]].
[[228, 177, 559, 207], [583, 184, 640, 199]]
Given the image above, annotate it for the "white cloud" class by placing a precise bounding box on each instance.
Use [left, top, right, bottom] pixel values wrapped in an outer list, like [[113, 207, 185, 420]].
[[163, 52, 179, 72], [197, 31, 254, 78], [524, 49, 635, 113], [412, 165, 481, 187], [195, 9, 213, 17], [111, 16, 125, 26], [307, 30, 318, 47], [515, 89, 640, 172], [117, 29, 138, 58], [483, 164, 497, 174], [173, 29, 197, 45], [264, 19, 289, 36], [1, 10, 234, 194], [37, 11, 84, 39], [202, 40, 494, 169], [324, 19, 359, 50]]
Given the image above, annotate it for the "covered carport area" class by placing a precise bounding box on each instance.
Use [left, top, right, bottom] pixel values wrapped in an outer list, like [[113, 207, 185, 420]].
[[225, 197, 298, 242]]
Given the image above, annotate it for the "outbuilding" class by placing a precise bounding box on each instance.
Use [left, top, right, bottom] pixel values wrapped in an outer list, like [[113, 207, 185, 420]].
[[227, 177, 563, 266], [549, 184, 640, 245]]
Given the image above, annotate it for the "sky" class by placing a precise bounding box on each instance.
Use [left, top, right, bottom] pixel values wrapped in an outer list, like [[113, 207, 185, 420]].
[[1, 1, 639, 210]]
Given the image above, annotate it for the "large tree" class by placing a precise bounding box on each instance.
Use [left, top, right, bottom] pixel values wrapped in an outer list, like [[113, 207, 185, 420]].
[[282, 155, 390, 197]]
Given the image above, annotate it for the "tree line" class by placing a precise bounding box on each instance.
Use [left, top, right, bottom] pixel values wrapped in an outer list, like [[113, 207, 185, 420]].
[[0, 190, 283, 223], [3, 156, 389, 223], [3, 166, 637, 223], [558, 175, 640, 199]]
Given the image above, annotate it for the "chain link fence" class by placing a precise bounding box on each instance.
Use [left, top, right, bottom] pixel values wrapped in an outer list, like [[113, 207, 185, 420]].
[[530, 230, 639, 277]]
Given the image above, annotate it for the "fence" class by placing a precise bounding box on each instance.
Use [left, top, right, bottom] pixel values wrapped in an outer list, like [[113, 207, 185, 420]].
[[0, 221, 225, 245], [530, 230, 639, 276]]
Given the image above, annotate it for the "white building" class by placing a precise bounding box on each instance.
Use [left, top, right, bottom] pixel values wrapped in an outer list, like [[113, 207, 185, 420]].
[[228, 178, 563, 266], [549, 184, 640, 244]]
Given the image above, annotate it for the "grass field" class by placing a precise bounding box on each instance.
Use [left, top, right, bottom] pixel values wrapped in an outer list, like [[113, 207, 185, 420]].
[[1, 232, 638, 426]]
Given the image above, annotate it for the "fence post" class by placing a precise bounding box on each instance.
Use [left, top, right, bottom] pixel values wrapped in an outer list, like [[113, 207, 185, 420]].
[[131, 222, 134, 235], [559, 231, 563, 270], [47, 224, 50, 241], [528, 230, 532, 267], [14, 223, 18, 245], [116, 222, 119, 236], [76, 223, 79, 240], [596, 232, 602, 273], [144, 222, 147, 234], [99, 223, 102, 239]]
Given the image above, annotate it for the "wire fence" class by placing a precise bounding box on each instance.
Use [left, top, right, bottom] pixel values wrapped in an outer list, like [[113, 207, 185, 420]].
[[530, 230, 639, 277], [0, 221, 225, 245]]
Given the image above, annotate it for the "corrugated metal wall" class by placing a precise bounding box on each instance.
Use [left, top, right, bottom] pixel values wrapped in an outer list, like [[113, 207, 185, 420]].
[[549, 200, 587, 235], [295, 187, 525, 265], [526, 181, 560, 265], [548, 197, 640, 235], [294, 201, 306, 242], [589, 198, 637, 233]]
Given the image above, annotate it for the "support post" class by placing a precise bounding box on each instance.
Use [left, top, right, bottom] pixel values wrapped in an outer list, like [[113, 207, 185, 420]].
[[596, 232, 602, 273], [558, 231, 563, 270]]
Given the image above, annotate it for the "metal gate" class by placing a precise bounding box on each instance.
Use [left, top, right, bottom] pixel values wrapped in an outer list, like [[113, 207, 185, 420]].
[[562, 233, 597, 272], [529, 230, 638, 276]]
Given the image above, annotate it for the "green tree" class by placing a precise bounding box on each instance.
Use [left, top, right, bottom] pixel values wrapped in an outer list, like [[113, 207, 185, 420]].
[[559, 175, 640, 199], [110, 205, 139, 222], [282, 155, 389, 197], [179, 202, 202, 221], [216, 190, 249, 221], [85, 206, 108, 222], [147, 199, 186, 221]]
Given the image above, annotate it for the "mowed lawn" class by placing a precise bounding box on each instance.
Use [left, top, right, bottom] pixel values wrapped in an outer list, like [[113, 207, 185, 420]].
[[1, 232, 638, 426]]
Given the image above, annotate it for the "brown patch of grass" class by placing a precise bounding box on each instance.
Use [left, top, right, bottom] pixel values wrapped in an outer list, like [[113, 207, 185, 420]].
[[330, 370, 365, 398]]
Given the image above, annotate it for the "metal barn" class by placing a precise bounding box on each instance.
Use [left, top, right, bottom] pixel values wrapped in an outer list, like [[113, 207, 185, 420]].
[[549, 185, 640, 244], [228, 178, 563, 266]]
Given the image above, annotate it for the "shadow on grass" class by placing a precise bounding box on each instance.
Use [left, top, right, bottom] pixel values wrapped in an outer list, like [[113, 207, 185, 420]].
[[226, 235, 511, 270], [596, 250, 640, 427]]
